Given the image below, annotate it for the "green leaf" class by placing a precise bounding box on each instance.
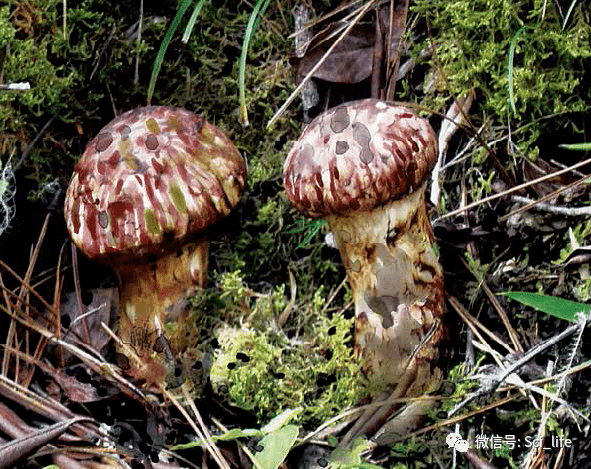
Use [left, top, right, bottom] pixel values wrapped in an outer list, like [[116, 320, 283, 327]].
[[328, 437, 388, 468], [558, 142, 591, 151], [261, 407, 301, 434], [500, 292, 591, 322], [253, 424, 299, 469]]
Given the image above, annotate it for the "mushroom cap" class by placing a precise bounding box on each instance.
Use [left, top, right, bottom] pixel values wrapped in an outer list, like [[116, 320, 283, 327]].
[[65, 106, 246, 262], [283, 99, 437, 217]]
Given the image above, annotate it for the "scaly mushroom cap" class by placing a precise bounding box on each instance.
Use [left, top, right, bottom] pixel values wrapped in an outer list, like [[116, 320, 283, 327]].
[[65, 106, 246, 262], [283, 99, 437, 217]]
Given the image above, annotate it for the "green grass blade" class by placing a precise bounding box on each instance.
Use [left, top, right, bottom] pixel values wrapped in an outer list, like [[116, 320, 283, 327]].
[[147, 0, 193, 104], [239, 0, 273, 127], [182, 0, 208, 43], [562, 1, 578, 30], [507, 26, 526, 117], [500, 291, 591, 322], [558, 142, 591, 151]]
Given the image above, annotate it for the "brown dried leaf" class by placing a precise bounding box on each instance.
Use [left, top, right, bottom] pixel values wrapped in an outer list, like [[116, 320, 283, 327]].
[[296, 22, 375, 84], [60, 287, 117, 359], [42, 361, 117, 403]]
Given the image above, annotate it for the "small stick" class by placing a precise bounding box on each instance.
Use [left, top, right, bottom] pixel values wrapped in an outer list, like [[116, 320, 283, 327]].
[[371, 9, 382, 99], [437, 155, 591, 221], [0, 82, 30, 90]]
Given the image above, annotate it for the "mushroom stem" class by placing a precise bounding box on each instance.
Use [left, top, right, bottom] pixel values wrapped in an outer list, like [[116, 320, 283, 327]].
[[115, 238, 208, 380], [327, 182, 444, 444]]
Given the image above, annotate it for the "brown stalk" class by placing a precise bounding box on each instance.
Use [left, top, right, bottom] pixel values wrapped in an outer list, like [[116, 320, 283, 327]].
[[371, 9, 382, 99], [0, 259, 57, 316], [384, 0, 409, 101], [480, 280, 523, 353], [70, 241, 90, 343]]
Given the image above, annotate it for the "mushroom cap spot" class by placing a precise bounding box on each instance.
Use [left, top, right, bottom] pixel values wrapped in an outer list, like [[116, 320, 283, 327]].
[[145, 134, 159, 150], [330, 106, 351, 133], [335, 141, 349, 155], [95, 133, 113, 152], [64, 106, 247, 263], [145, 117, 161, 134], [283, 98, 437, 217]]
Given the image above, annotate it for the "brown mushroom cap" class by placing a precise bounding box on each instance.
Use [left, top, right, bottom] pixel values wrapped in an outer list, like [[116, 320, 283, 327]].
[[283, 99, 437, 217], [65, 106, 246, 262]]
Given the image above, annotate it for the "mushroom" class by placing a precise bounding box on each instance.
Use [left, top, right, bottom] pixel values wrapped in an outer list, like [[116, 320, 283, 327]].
[[283, 99, 444, 444], [64, 106, 246, 384]]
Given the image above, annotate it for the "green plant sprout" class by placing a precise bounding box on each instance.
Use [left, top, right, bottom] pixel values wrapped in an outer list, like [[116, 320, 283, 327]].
[[284, 218, 327, 249], [507, 26, 527, 117], [172, 408, 300, 469], [329, 437, 386, 469], [147, 0, 273, 125]]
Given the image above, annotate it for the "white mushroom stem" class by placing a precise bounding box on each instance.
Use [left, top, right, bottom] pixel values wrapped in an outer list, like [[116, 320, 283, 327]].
[[326, 182, 445, 444], [115, 238, 208, 383]]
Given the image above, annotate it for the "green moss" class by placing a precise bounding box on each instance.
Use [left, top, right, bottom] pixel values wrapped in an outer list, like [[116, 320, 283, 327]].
[[410, 0, 591, 161], [203, 270, 368, 426]]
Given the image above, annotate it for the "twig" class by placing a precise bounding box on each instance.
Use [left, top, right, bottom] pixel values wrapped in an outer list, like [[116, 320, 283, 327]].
[[0, 82, 30, 90], [210, 417, 266, 469], [508, 194, 591, 217], [436, 155, 591, 221], [448, 317, 587, 417], [371, 8, 382, 99], [498, 172, 590, 222], [70, 242, 90, 344], [163, 386, 231, 469], [15, 113, 58, 171], [134, 0, 143, 85]]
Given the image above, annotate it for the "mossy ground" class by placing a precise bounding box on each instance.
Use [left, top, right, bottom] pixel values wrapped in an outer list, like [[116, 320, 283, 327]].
[[1, 0, 591, 468]]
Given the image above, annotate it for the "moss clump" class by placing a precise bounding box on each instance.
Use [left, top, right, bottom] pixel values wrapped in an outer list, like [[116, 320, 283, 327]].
[[203, 271, 368, 427], [410, 0, 591, 160]]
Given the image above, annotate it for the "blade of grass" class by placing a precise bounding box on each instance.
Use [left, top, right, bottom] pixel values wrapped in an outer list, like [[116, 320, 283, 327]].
[[559, 142, 591, 151], [508, 26, 526, 117], [147, 0, 193, 104], [499, 291, 591, 322], [239, 0, 273, 127], [562, 1, 578, 30], [182, 0, 208, 43]]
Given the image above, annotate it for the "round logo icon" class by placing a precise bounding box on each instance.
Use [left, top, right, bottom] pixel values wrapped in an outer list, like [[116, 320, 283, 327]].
[[446, 432, 469, 453]]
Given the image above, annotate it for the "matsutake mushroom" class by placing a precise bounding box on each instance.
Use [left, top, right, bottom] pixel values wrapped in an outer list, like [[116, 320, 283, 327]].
[[64, 106, 246, 385], [283, 99, 444, 445]]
